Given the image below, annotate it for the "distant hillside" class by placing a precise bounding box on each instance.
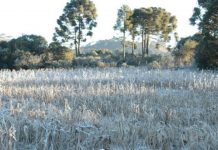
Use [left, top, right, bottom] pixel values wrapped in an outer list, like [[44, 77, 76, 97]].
[[82, 38, 123, 52], [82, 38, 169, 55]]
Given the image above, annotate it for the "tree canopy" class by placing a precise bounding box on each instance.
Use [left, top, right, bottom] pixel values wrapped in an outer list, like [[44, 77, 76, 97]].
[[114, 5, 133, 60], [190, 0, 218, 38], [53, 0, 97, 56], [11, 35, 48, 54], [132, 7, 177, 56]]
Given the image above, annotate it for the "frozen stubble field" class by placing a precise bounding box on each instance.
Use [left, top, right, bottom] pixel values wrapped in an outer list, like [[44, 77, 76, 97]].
[[0, 67, 218, 149]]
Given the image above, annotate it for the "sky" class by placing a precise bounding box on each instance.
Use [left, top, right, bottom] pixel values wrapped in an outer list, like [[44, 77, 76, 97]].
[[0, 0, 199, 44]]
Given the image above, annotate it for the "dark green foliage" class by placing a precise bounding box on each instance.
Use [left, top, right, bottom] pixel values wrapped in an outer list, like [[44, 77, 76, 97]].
[[9, 35, 48, 54], [49, 42, 74, 61], [190, 0, 218, 69], [0, 41, 9, 68], [0, 34, 48, 69], [0, 41, 8, 49], [0, 50, 9, 69], [195, 37, 218, 69], [95, 49, 112, 55], [0, 40, 17, 68], [48, 42, 62, 53], [190, 0, 218, 38]]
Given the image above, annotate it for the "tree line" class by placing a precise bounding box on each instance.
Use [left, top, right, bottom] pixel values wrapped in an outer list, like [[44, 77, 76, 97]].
[[0, 35, 74, 69]]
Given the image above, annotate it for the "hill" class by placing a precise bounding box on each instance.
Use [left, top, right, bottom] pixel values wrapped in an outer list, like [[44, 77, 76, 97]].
[[82, 37, 169, 55]]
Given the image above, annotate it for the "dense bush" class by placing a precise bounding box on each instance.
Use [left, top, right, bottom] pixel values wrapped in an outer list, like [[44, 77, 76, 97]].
[[125, 55, 140, 66], [0, 49, 9, 68], [0, 35, 50, 69], [13, 50, 43, 69], [173, 34, 202, 67], [72, 54, 119, 68], [147, 54, 175, 69], [44, 60, 73, 68], [95, 49, 113, 55], [72, 56, 100, 67], [2, 33, 216, 70], [174, 39, 198, 66], [0, 41, 8, 49], [195, 37, 218, 69], [9, 35, 48, 54], [90, 50, 99, 56], [56, 47, 74, 61], [49, 42, 74, 61], [147, 60, 161, 69]]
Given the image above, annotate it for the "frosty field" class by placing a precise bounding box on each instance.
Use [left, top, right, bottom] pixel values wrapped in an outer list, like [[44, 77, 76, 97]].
[[0, 67, 218, 150]]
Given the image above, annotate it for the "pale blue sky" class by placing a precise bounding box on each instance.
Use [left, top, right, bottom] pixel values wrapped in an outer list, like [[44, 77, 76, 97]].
[[0, 0, 198, 44]]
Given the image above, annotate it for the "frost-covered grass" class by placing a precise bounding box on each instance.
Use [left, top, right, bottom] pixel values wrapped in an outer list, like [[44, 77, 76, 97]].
[[0, 67, 218, 150]]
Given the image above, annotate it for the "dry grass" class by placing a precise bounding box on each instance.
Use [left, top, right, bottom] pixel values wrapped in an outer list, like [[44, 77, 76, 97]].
[[0, 67, 217, 150]]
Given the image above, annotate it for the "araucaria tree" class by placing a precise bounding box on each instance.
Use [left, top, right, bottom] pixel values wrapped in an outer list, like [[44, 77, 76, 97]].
[[114, 5, 133, 61], [53, 0, 97, 56], [132, 7, 177, 57]]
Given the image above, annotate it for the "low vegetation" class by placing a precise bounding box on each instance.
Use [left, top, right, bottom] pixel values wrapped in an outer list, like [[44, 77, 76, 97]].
[[0, 68, 217, 149]]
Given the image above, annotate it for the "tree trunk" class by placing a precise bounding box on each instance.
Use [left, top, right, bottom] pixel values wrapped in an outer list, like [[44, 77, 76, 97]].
[[141, 30, 144, 58], [78, 38, 81, 56], [132, 38, 135, 55], [143, 35, 147, 57], [123, 31, 126, 61], [78, 21, 81, 56], [146, 34, 149, 56], [74, 30, 78, 56], [75, 44, 78, 57]]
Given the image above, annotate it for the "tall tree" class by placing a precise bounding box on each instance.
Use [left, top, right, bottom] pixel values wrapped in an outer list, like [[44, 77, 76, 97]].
[[190, 0, 218, 69], [133, 7, 177, 57], [53, 0, 97, 56], [114, 5, 133, 61], [128, 20, 139, 55], [190, 0, 218, 38]]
